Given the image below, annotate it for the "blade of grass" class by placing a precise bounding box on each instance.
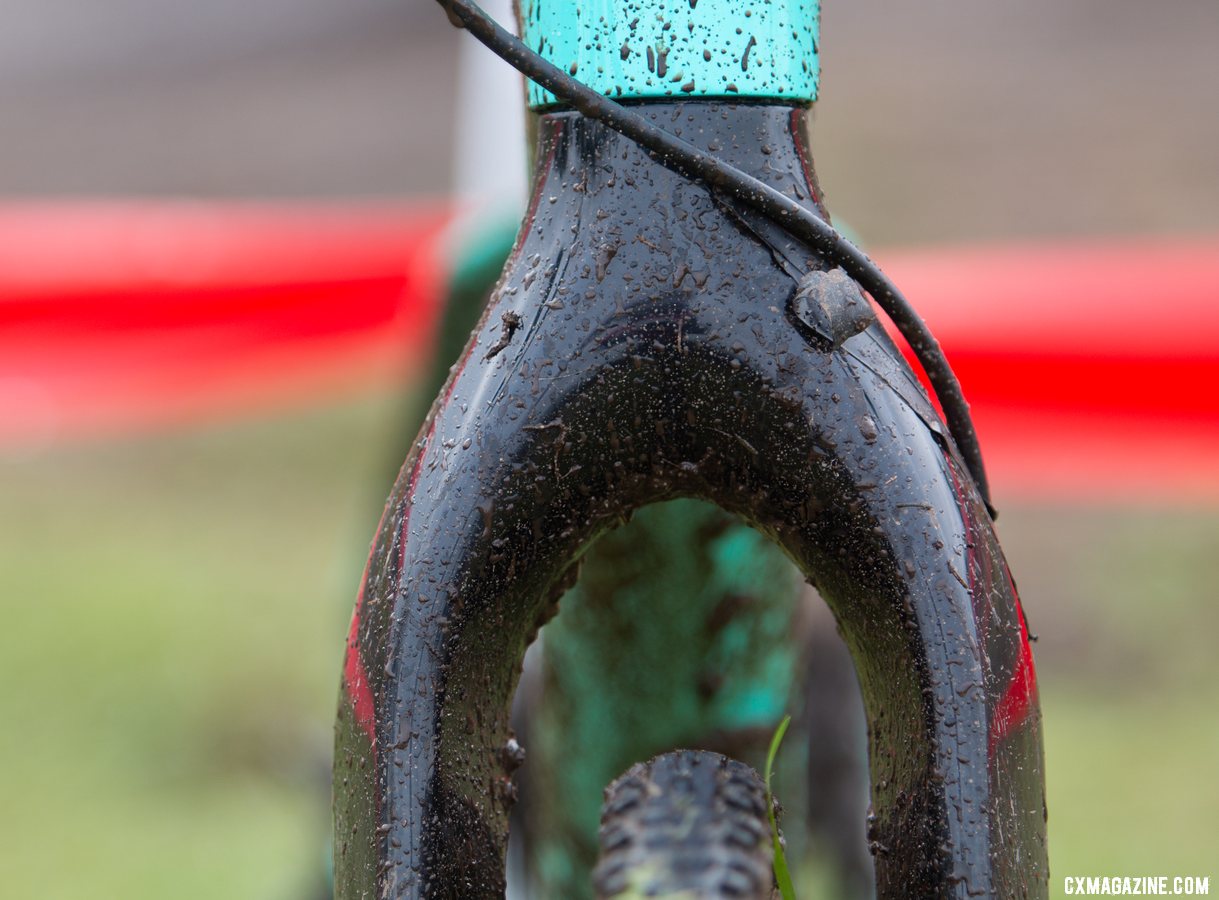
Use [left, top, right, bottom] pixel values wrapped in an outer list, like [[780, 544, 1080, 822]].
[[765, 714, 797, 900]]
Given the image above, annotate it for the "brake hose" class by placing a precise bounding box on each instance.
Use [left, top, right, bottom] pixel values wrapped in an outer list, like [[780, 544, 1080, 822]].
[[437, 0, 994, 514]]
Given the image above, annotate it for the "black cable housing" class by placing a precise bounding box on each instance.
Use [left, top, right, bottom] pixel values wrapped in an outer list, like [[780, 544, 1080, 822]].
[[437, 0, 994, 513]]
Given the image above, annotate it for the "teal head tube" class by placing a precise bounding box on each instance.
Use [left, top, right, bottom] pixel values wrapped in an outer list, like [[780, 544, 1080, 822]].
[[517, 0, 821, 109]]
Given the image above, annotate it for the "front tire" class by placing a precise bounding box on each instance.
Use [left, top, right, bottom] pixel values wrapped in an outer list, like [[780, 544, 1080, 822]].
[[593, 751, 778, 899]]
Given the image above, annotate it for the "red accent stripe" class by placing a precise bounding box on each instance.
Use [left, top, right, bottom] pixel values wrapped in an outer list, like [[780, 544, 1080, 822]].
[[343, 609, 378, 744], [989, 599, 1039, 748]]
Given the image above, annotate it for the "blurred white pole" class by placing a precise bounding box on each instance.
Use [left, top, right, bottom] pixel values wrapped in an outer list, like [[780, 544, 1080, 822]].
[[451, 0, 527, 215]]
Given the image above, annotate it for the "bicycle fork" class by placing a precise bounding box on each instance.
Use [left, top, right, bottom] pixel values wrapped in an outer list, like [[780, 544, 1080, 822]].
[[334, 104, 1047, 899]]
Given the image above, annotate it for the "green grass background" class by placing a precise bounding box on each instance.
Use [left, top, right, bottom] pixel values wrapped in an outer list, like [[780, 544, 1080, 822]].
[[2, 394, 1215, 897]]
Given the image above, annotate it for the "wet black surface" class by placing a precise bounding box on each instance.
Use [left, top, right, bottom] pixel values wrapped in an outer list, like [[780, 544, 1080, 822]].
[[335, 103, 1047, 898]]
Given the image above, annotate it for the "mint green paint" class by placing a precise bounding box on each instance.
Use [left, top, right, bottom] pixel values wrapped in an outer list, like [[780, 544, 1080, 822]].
[[532, 499, 801, 898], [518, 0, 821, 108], [703, 522, 798, 727]]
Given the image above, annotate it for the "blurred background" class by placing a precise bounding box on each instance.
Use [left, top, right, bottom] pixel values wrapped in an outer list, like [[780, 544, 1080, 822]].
[[2, 0, 1217, 897]]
